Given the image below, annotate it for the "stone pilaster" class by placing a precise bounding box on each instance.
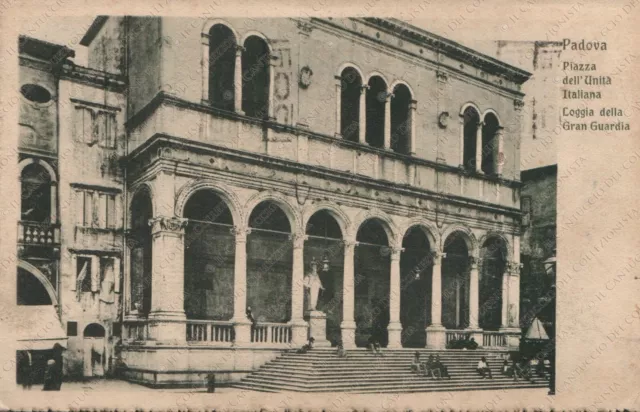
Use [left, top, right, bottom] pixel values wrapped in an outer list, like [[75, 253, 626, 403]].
[[426, 251, 446, 349], [387, 247, 403, 348], [496, 126, 505, 176], [334, 75, 342, 138], [340, 239, 357, 348], [148, 216, 188, 343], [383, 93, 393, 150], [234, 46, 245, 115], [231, 226, 251, 345], [475, 122, 484, 173], [359, 84, 368, 144], [409, 100, 417, 155], [467, 256, 480, 329], [500, 260, 522, 349]]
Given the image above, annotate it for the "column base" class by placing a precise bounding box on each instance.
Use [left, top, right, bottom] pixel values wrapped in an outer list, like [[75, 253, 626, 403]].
[[288, 319, 309, 347], [499, 327, 522, 349], [148, 312, 187, 343], [232, 319, 252, 345], [306, 310, 331, 347], [340, 320, 357, 349], [387, 322, 403, 348], [426, 325, 446, 349]]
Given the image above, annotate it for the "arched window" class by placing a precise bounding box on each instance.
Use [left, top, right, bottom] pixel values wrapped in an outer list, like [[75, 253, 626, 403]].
[[17, 268, 52, 305], [365, 76, 387, 148], [129, 189, 153, 314], [390, 84, 412, 154], [21, 162, 52, 223], [183, 190, 234, 320], [462, 106, 480, 171], [482, 113, 500, 175], [83, 323, 106, 338], [208, 24, 237, 111], [479, 237, 507, 330], [442, 234, 470, 329], [242, 36, 270, 119], [340, 67, 362, 142]]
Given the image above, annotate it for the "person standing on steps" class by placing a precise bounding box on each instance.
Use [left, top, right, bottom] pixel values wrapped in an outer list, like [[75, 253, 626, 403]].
[[477, 356, 493, 379]]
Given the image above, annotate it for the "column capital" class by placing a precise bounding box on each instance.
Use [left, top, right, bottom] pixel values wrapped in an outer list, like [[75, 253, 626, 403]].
[[476, 121, 485, 130], [342, 239, 358, 249], [432, 251, 446, 264], [149, 216, 188, 235], [235, 45, 246, 53], [468, 256, 479, 269], [506, 261, 522, 275], [360, 84, 370, 93], [289, 233, 308, 249], [389, 247, 403, 261], [385, 92, 395, 102], [231, 226, 251, 242]]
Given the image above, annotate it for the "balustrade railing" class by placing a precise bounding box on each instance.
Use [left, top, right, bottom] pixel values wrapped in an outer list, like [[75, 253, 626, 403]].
[[251, 322, 292, 345], [124, 321, 149, 341], [186, 320, 235, 343], [445, 330, 471, 344], [18, 221, 60, 246], [483, 331, 507, 347]]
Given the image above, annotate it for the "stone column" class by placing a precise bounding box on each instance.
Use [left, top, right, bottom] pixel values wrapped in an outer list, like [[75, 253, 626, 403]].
[[475, 122, 484, 173], [409, 100, 417, 156], [383, 93, 393, 150], [359, 85, 368, 144], [387, 247, 403, 348], [50, 182, 57, 223], [267, 57, 277, 120], [201, 36, 209, 102], [459, 116, 465, 167], [334, 75, 342, 138], [496, 126, 505, 176], [289, 233, 309, 346], [500, 261, 522, 349], [340, 239, 357, 348], [426, 251, 446, 348], [465, 256, 483, 343], [234, 46, 245, 114], [231, 226, 251, 345], [148, 216, 188, 342]]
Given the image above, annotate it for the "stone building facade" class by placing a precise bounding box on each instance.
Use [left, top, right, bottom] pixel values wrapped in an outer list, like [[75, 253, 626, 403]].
[[16, 17, 531, 387]]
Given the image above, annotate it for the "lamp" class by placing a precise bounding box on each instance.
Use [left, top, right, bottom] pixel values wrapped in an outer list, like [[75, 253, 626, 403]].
[[321, 252, 330, 272]]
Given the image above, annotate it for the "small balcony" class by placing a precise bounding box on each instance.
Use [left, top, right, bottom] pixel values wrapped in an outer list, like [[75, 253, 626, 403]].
[[18, 221, 61, 248]]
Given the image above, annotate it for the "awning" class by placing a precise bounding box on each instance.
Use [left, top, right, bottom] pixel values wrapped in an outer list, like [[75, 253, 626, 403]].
[[525, 317, 549, 340], [15, 306, 67, 351]]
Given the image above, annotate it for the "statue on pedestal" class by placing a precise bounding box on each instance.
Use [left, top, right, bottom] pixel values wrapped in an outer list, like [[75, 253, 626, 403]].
[[303, 258, 324, 311]]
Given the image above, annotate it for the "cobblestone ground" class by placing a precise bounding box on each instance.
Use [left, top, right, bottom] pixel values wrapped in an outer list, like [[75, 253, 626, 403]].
[[0, 379, 557, 410]]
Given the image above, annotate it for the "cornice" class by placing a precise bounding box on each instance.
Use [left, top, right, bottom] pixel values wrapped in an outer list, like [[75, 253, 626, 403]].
[[60, 62, 126, 93], [126, 93, 522, 189], [127, 134, 523, 220]]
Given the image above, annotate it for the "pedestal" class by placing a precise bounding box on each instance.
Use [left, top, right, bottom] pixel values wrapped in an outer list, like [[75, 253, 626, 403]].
[[426, 325, 446, 349], [340, 320, 357, 349], [500, 327, 522, 349], [465, 327, 484, 346], [289, 320, 309, 347], [233, 320, 252, 345], [387, 322, 403, 349], [306, 310, 331, 347]]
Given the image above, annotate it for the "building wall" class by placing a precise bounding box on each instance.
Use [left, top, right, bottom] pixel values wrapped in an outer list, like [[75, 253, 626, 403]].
[[86, 18, 126, 75], [19, 64, 58, 155]]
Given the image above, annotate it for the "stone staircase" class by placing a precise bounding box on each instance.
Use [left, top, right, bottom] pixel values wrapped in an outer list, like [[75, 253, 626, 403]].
[[233, 348, 550, 393]]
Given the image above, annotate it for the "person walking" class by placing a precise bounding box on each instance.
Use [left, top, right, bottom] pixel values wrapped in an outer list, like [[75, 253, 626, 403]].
[[42, 359, 59, 391]]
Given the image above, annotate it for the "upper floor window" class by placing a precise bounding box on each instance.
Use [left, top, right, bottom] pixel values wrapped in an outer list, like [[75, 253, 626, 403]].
[[365, 75, 387, 148], [21, 162, 53, 223], [481, 113, 500, 175], [340, 67, 362, 142], [73, 104, 117, 149], [242, 36, 270, 119], [462, 106, 480, 171], [208, 24, 236, 111], [390, 84, 412, 154], [20, 84, 52, 104], [73, 186, 120, 229]]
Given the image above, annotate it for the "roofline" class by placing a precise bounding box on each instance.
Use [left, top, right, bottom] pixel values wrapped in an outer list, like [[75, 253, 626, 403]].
[[18, 35, 75, 62], [355, 18, 532, 84], [521, 164, 557, 181], [80, 16, 109, 46]]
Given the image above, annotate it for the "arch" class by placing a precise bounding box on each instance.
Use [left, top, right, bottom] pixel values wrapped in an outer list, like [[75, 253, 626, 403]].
[[242, 34, 272, 119], [339, 65, 363, 142], [478, 232, 512, 261], [128, 182, 155, 224], [336, 62, 365, 80], [207, 23, 237, 111], [302, 202, 351, 240], [397, 218, 439, 250], [389, 80, 415, 98], [83, 323, 106, 338], [481, 109, 501, 125], [461, 104, 481, 172], [481, 112, 500, 175], [202, 19, 240, 42], [244, 190, 302, 234], [441, 224, 478, 257], [390, 82, 413, 154], [364, 71, 390, 87], [17, 260, 58, 307], [365, 75, 389, 148], [352, 209, 398, 247], [459, 102, 481, 117], [478, 232, 508, 330], [175, 179, 243, 226], [240, 30, 274, 53], [20, 160, 54, 223], [18, 158, 56, 182]]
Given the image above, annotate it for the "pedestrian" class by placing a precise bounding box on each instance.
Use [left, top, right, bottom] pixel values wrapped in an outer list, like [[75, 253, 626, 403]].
[[425, 354, 441, 379], [336, 341, 347, 358], [477, 356, 493, 379], [42, 359, 58, 391], [17, 350, 33, 390], [434, 355, 450, 379], [410, 351, 421, 374]]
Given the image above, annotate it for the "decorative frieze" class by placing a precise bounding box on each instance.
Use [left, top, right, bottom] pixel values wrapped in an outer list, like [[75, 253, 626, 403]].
[[149, 216, 188, 234]]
